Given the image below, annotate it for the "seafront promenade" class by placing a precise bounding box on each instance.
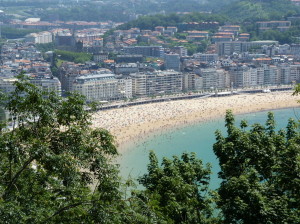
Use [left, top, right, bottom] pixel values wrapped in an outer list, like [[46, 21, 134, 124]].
[[92, 89, 299, 152], [92, 86, 292, 111]]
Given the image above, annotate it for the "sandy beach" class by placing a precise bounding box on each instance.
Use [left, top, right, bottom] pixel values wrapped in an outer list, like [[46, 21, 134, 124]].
[[92, 91, 299, 152]]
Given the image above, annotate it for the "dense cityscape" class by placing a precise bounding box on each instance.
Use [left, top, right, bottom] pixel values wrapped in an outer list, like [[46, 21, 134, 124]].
[[1, 12, 300, 102]]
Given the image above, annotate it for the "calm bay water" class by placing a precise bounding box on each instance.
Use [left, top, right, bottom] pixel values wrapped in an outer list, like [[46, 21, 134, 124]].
[[118, 107, 300, 189]]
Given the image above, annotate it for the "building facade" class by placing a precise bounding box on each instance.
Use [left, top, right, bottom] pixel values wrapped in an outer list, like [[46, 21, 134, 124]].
[[130, 70, 182, 96], [72, 73, 132, 101]]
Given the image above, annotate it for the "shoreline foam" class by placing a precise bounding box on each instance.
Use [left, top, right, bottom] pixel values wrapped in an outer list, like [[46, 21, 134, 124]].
[[92, 91, 299, 153]]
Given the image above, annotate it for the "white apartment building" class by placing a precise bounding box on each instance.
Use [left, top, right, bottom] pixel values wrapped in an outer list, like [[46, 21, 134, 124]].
[[130, 70, 182, 96], [0, 76, 61, 96], [217, 41, 243, 56], [276, 64, 300, 84], [290, 64, 300, 82], [117, 78, 132, 99], [131, 73, 147, 96], [230, 65, 280, 88], [257, 67, 265, 86], [201, 68, 229, 90], [194, 75, 203, 90], [182, 73, 198, 91], [217, 41, 279, 56], [263, 65, 278, 85], [194, 53, 219, 62], [0, 77, 17, 94], [25, 31, 53, 44], [242, 68, 259, 87], [30, 77, 61, 96], [72, 73, 132, 102], [278, 65, 291, 84], [229, 65, 248, 88], [172, 46, 188, 57], [115, 63, 139, 75]]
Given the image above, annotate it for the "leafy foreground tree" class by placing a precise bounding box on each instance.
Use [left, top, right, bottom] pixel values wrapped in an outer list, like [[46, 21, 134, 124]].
[[0, 77, 137, 223], [214, 110, 300, 224], [0, 77, 218, 223], [136, 151, 219, 224]]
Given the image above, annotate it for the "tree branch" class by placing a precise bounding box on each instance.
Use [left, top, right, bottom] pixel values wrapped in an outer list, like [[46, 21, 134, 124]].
[[3, 156, 35, 198], [43, 201, 92, 222]]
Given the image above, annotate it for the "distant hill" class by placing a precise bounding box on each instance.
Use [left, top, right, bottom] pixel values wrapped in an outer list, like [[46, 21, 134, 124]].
[[38, 0, 238, 22], [218, 0, 300, 22], [117, 0, 300, 31], [130, 0, 239, 14], [117, 12, 228, 31]]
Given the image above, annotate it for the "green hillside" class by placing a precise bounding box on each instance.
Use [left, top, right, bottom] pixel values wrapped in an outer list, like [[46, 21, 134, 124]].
[[219, 0, 300, 22], [116, 0, 300, 31], [117, 12, 228, 31]]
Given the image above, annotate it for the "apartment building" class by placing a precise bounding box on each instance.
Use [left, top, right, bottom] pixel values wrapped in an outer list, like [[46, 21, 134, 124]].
[[58, 62, 81, 92], [243, 68, 260, 87], [186, 30, 209, 41], [25, 31, 53, 44], [130, 70, 182, 96], [0, 75, 61, 96], [219, 25, 241, 35], [212, 35, 233, 43], [182, 73, 200, 91], [124, 46, 164, 58], [163, 26, 178, 36], [278, 64, 292, 84], [217, 41, 279, 56], [257, 21, 291, 32], [291, 44, 300, 58], [187, 35, 208, 41], [164, 53, 181, 71], [229, 64, 280, 88], [290, 64, 300, 82], [194, 53, 219, 62], [229, 65, 251, 88], [116, 55, 144, 63], [263, 65, 278, 85], [115, 63, 139, 75], [217, 41, 244, 56], [93, 53, 109, 63], [200, 68, 230, 90], [238, 33, 250, 42], [0, 77, 17, 94], [178, 22, 219, 31], [72, 73, 132, 101], [155, 26, 165, 33], [171, 46, 188, 57], [30, 76, 61, 96], [186, 31, 209, 38]]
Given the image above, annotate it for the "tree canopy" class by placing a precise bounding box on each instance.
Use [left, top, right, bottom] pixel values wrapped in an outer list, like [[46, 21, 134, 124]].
[[136, 151, 216, 223], [117, 12, 227, 31], [0, 27, 41, 39], [54, 49, 92, 64], [218, 0, 300, 23], [0, 76, 121, 223], [214, 110, 300, 223]]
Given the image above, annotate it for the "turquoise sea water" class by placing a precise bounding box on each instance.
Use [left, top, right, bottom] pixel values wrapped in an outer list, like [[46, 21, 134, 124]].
[[118, 107, 300, 189]]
